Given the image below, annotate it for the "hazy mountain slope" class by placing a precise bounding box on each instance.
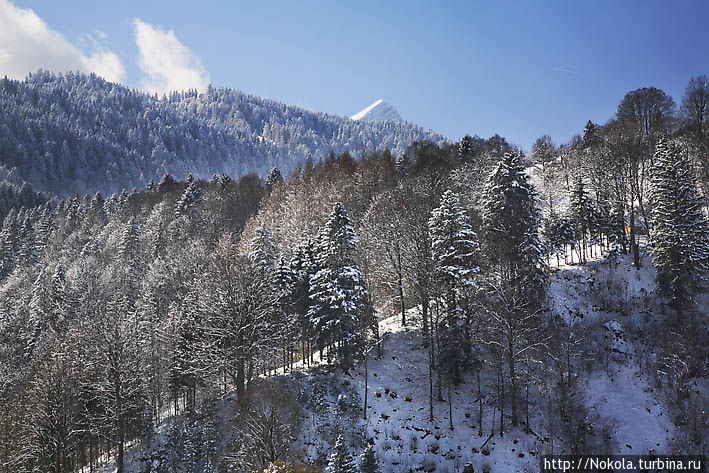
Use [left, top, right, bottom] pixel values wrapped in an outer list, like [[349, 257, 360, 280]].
[[0, 72, 443, 197]]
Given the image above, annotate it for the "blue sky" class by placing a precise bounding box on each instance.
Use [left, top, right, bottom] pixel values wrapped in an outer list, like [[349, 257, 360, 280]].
[[2, 1, 709, 151]]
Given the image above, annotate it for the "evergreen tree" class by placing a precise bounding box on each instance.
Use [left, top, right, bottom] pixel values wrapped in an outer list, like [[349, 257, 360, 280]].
[[359, 444, 380, 473], [428, 190, 479, 375], [650, 139, 709, 315], [265, 167, 284, 191], [0, 208, 18, 277], [308, 203, 367, 371], [482, 152, 547, 304], [458, 134, 475, 162], [325, 435, 357, 473], [290, 239, 319, 363], [175, 179, 202, 218], [249, 224, 278, 271], [481, 152, 547, 428], [568, 176, 594, 263]]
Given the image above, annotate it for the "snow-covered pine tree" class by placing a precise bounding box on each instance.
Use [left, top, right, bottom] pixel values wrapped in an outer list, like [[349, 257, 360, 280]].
[[458, 134, 476, 162], [325, 435, 357, 473], [359, 444, 380, 473], [308, 203, 367, 371], [481, 151, 548, 428], [265, 167, 284, 191], [568, 176, 594, 263], [650, 139, 709, 315], [18, 215, 39, 266], [170, 285, 204, 410], [290, 239, 319, 364], [0, 208, 18, 277], [482, 151, 547, 304], [249, 224, 278, 271], [428, 189, 479, 376], [174, 179, 202, 218]]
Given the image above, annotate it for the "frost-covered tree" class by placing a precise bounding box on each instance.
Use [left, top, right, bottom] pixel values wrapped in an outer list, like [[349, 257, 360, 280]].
[[204, 237, 277, 401], [359, 444, 380, 473], [175, 179, 202, 218], [249, 224, 278, 271], [650, 139, 709, 317], [265, 167, 284, 191], [308, 203, 367, 371], [428, 190, 479, 381], [325, 435, 356, 473], [481, 152, 547, 428], [568, 176, 594, 263], [482, 152, 547, 304], [289, 239, 319, 364]]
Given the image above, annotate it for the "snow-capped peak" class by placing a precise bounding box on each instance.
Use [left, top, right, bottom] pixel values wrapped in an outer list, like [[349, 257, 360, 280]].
[[350, 99, 403, 123]]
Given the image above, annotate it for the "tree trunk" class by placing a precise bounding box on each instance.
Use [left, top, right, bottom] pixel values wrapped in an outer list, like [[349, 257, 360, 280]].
[[236, 357, 245, 402], [398, 248, 406, 327], [427, 306, 435, 422], [508, 338, 518, 426], [477, 370, 483, 436], [448, 378, 454, 430]]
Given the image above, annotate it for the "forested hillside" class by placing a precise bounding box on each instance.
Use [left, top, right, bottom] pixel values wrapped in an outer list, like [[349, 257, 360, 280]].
[[0, 80, 708, 473], [0, 71, 443, 197]]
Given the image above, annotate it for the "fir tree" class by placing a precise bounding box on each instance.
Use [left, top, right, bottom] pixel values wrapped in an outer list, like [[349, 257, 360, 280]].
[[428, 190, 480, 375], [175, 179, 202, 218], [458, 134, 476, 162], [249, 224, 278, 271], [650, 139, 709, 316], [308, 203, 367, 371], [481, 152, 548, 428], [482, 152, 547, 305], [265, 167, 284, 191], [359, 444, 380, 473], [325, 435, 357, 473], [568, 176, 594, 263]]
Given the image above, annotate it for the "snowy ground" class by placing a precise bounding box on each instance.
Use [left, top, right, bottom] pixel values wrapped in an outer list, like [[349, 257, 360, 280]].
[[296, 309, 544, 473]]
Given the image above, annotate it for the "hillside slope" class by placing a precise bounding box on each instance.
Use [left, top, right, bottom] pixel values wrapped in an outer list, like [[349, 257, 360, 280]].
[[92, 244, 691, 473], [0, 72, 443, 197]]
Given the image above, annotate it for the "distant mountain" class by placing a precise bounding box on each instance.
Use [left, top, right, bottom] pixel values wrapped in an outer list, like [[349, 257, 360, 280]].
[[0, 72, 444, 197], [351, 99, 403, 123]]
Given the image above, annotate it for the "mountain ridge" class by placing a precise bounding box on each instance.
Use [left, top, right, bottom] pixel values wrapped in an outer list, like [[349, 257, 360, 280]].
[[0, 72, 444, 198], [351, 99, 404, 123]]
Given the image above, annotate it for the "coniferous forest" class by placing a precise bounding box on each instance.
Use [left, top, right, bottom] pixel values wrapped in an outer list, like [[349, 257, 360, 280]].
[[0, 73, 708, 473]]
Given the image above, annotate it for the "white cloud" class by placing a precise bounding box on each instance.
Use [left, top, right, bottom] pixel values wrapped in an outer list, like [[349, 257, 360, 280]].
[[0, 0, 125, 82], [133, 19, 209, 95]]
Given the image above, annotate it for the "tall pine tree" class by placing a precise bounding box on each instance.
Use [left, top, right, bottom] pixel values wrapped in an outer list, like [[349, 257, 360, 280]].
[[482, 152, 547, 304], [325, 435, 357, 473], [428, 190, 479, 378], [650, 139, 709, 318], [308, 203, 367, 371]]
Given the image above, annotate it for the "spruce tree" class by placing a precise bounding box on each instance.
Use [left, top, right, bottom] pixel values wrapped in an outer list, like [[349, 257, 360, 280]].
[[482, 152, 547, 304], [265, 167, 284, 191], [359, 444, 380, 473], [428, 190, 479, 375], [481, 152, 547, 427], [650, 139, 709, 315], [568, 176, 594, 263], [325, 435, 357, 473], [249, 224, 278, 271], [308, 203, 367, 371]]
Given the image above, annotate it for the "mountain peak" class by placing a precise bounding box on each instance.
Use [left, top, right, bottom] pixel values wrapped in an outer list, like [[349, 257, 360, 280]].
[[350, 99, 403, 123]]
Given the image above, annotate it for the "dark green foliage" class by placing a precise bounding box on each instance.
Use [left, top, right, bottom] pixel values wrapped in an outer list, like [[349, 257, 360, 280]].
[[482, 152, 547, 304], [359, 444, 380, 473], [650, 139, 709, 312]]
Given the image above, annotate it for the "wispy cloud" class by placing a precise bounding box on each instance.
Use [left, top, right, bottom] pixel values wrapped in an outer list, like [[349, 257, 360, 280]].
[[133, 19, 209, 95], [0, 0, 125, 82], [553, 66, 579, 75]]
